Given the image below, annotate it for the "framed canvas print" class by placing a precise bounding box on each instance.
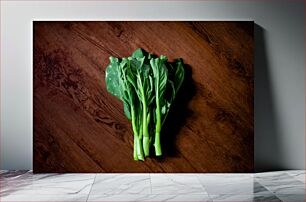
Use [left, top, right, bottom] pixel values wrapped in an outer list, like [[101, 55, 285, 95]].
[[33, 21, 253, 173]]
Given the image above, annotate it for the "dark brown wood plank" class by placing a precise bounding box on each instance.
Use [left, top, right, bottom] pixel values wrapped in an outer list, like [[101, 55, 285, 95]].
[[33, 21, 254, 173]]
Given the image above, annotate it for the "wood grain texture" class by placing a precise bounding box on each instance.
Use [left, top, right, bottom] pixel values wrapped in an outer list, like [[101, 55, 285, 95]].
[[33, 21, 254, 173]]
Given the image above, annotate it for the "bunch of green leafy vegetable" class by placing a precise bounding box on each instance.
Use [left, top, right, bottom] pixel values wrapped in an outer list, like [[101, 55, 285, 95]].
[[105, 48, 184, 161]]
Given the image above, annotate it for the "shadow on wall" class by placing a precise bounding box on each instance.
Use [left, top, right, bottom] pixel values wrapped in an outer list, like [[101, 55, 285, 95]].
[[254, 24, 285, 172]]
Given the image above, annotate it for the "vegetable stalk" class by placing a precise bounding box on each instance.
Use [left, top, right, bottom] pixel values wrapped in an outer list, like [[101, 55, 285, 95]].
[[131, 107, 144, 160], [141, 92, 150, 156], [105, 48, 184, 161], [154, 101, 162, 156]]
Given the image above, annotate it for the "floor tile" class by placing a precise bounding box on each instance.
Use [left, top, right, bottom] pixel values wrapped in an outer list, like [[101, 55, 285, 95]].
[[255, 171, 291, 179], [0, 170, 32, 182], [252, 182, 282, 201], [0, 194, 88, 201], [0, 170, 9, 175], [143, 194, 211, 202], [1, 172, 96, 196], [1, 171, 33, 196], [286, 170, 306, 183], [1, 170, 306, 202], [88, 194, 211, 201], [90, 174, 151, 195], [210, 194, 253, 201], [254, 181, 276, 194], [210, 194, 282, 202], [150, 174, 207, 195], [255, 170, 293, 177], [253, 194, 282, 202], [197, 174, 254, 195], [256, 173, 305, 195], [275, 194, 306, 202]]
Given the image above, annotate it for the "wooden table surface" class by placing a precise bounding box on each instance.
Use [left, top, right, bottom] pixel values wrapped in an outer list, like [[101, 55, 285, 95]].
[[33, 21, 253, 173]]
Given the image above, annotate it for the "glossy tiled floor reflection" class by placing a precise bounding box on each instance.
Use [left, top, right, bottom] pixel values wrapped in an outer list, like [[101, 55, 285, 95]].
[[0, 170, 305, 201]]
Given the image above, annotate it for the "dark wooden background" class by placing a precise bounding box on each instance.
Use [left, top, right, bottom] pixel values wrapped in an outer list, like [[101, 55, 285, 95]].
[[33, 21, 253, 173]]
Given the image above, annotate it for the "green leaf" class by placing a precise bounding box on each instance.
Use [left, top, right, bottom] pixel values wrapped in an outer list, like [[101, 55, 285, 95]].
[[174, 59, 185, 93], [105, 57, 122, 100], [123, 101, 131, 120], [150, 57, 168, 100], [132, 48, 145, 59]]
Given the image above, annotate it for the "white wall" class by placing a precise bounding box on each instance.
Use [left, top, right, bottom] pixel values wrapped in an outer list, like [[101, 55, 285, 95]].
[[1, 0, 304, 171]]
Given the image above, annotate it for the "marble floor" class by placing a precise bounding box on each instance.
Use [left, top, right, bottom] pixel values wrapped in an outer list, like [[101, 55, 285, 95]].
[[0, 170, 305, 202]]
